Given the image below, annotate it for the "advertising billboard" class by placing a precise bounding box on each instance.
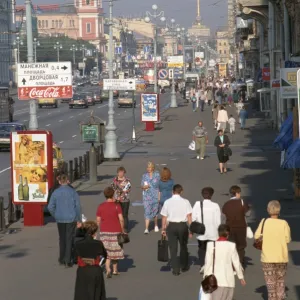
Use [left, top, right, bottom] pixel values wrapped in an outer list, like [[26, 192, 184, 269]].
[[219, 63, 227, 77], [11, 131, 53, 204], [141, 93, 159, 122], [280, 68, 300, 98]]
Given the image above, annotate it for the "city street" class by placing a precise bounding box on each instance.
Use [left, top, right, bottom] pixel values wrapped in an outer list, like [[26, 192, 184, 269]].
[[0, 95, 299, 300], [0, 87, 170, 203]]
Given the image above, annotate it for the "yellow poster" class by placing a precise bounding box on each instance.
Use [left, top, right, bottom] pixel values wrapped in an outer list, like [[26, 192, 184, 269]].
[[11, 133, 49, 203], [219, 64, 227, 77]]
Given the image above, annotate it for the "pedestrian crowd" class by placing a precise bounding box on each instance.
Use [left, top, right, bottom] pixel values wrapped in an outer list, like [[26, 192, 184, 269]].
[[46, 77, 291, 300]]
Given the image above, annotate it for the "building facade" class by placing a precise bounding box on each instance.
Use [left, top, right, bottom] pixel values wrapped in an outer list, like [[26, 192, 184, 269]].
[[216, 30, 230, 64]]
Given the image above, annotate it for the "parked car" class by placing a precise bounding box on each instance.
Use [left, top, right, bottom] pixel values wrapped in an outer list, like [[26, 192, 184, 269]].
[[38, 98, 58, 108], [118, 91, 136, 108], [91, 79, 99, 86], [60, 98, 71, 103], [69, 94, 88, 108], [0, 122, 26, 149]]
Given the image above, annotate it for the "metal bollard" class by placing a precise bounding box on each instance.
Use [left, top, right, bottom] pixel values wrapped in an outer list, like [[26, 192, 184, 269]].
[[74, 157, 79, 180], [83, 154, 87, 175], [100, 144, 104, 163], [96, 146, 100, 165], [79, 156, 83, 177], [86, 151, 90, 174], [89, 144, 97, 184], [69, 160, 74, 183], [7, 192, 19, 223], [0, 197, 5, 231]]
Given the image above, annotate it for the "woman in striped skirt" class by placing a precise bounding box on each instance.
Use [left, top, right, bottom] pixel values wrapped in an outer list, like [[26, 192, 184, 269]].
[[96, 187, 126, 278]]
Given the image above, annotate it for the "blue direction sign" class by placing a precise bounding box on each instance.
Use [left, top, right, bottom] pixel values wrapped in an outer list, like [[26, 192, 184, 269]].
[[158, 69, 168, 79], [144, 46, 151, 53], [115, 46, 122, 54]]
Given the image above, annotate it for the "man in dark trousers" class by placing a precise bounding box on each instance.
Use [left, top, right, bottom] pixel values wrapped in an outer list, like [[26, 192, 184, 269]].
[[48, 174, 82, 267], [222, 185, 250, 266], [161, 184, 193, 276]]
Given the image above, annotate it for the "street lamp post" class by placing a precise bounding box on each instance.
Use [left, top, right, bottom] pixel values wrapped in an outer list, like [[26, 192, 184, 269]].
[[104, 0, 119, 160], [144, 4, 166, 94], [70, 44, 78, 75], [25, 0, 38, 130], [165, 18, 179, 108], [93, 50, 100, 79], [13, 36, 23, 63], [178, 27, 186, 79], [33, 38, 40, 62], [80, 45, 87, 77], [54, 41, 62, 62]]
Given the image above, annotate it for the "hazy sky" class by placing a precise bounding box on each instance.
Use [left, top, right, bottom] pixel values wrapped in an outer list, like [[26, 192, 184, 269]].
[[17, 0, 228, 34]]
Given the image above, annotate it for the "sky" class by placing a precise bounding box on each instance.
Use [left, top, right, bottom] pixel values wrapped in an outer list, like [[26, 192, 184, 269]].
[[17, 0, 228, 34]]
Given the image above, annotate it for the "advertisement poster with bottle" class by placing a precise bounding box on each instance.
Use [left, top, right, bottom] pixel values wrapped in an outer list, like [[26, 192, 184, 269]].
[[11, 132, 53, 203], [140, 93, 159, 122]]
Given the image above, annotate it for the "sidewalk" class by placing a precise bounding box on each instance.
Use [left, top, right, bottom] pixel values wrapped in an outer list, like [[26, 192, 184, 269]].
[[0, 98, 299, 300]]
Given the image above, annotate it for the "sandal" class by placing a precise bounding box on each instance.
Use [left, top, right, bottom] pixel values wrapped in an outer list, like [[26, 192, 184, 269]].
[[113, 272, 120, 276], [106, 272, 112, 279]]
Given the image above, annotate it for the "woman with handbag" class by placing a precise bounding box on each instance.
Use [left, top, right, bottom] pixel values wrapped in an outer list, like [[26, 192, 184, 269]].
[[96, 187, 126, 278], [202, 224, 246, 300], [254, 200, 291, 300], [214, 129, 231, 174]]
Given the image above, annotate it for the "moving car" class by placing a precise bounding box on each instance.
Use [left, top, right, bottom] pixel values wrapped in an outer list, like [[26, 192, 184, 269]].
[[38, 98, 58, 108], [93, 92, 102, 103], [84, 92, 95, 106], [0, 122, 27, 149], [91, 79, 99, 86], [69, 94, 88, 108], [118, 91, 136, 108]]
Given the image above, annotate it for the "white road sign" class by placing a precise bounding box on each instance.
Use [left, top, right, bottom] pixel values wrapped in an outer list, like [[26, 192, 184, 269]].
[[17, 62, 72, 87], [103, 79, 136, 90]]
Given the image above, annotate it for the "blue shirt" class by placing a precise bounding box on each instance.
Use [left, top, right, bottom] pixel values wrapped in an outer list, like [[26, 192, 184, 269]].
[[159, 179, 174, 204], [48, 185, 82, 223], [239, 109, 248, 119]]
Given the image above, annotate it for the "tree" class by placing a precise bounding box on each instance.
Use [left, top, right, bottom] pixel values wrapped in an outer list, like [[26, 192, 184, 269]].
[[19, 36, 100, 74]]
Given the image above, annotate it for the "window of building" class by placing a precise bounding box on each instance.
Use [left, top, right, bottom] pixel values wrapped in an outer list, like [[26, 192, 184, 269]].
[[224, 50, 227, 54], [45, 20, 48, 27], [219, 42, 222, 46], [219, 50, 222, 54], [55, 20, 58, 28], [224, 42, 226, 46], [52, 20, 55, 28], [59, 20, 63, 28], [69, 20, 72, 27], [38, 20, 41, 28], [86, 23, 91, 33], [42, 20, 45, 28], [86, 0, 90, 4], [72, 20, 75, 27]]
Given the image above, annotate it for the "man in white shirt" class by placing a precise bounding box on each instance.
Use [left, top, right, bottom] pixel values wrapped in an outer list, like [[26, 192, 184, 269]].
[[192, 187, 221, 267], [161, 184, 193, 276]]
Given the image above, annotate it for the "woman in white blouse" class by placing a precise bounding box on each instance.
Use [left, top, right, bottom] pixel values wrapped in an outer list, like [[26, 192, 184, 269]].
[[203, 224, 246, 300], [217, 106, 229, 132]]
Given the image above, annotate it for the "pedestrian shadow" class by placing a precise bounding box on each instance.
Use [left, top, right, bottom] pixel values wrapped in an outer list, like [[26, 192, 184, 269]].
[[128, 220, 138, 232], [295, 285, 300, 299], [44, 214, 56, 225], [160, 261, 171, 272], [244, 256, 254, 269], [254, 285, 268, 299], [289, 250, 300, 266], [0, 245, 12, 252], [119, 254, 135, 273]]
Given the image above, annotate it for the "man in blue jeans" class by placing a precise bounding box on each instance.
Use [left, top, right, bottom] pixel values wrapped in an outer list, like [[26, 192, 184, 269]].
[[48, 174, 82, 267]]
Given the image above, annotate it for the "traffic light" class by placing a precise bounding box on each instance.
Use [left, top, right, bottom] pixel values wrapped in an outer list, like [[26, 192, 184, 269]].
[[169, 69, 174, 79]]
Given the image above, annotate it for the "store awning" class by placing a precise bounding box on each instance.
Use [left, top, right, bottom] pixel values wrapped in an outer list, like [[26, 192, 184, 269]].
[[273, 113, 293, 151], [282, 139, 300, 169]]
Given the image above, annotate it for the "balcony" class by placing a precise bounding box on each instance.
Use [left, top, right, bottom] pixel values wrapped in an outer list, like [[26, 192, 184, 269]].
[[237, 0, 268, 26]]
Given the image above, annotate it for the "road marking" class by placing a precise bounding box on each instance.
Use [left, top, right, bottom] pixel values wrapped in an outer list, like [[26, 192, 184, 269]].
[[37, 116, 40, 118], [72, 134, 77, 138], [78, 113, 83, 115], [0, 167, 11, 174], [59, 120, 63, 122], [23, 119, 28, 122], [69, 116, 74, 118], [47, 113, 51, 115], [59, 141, 64, 144], [45, 124, 51, 127]]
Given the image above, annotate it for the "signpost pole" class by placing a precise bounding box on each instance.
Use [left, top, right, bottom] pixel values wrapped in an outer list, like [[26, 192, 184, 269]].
[[104, 0, 120, 160], [170, 67, 177, 107], [26, 0, 38, 130], [131, 91, 136, 143], [89, 143, 97, 184]]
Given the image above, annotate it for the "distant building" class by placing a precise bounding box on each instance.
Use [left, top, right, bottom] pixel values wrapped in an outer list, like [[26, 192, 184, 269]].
[[16, 1, 106, 53], [216, 30, 230, 64], [188, 0, 210, 40]]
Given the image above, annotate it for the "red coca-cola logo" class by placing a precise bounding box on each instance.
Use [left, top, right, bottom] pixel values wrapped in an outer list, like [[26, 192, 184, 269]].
[[29, 87, 60, 98]]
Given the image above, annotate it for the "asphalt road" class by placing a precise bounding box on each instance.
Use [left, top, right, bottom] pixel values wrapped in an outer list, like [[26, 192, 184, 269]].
[[0, 86, 172, 201]]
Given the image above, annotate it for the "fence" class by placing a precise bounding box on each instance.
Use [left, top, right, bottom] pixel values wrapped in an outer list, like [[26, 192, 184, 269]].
[[0, 144, 104, 231]]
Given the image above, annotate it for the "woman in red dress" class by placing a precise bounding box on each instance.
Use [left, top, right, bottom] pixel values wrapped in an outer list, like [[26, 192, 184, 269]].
[[96, 187, 125, 277]]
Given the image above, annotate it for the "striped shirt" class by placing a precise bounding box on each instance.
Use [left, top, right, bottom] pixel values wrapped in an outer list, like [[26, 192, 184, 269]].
[[193, 126, 208, 137]]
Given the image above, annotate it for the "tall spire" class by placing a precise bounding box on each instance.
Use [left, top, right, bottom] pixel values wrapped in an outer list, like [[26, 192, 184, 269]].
[[196, 0, 201, 24]]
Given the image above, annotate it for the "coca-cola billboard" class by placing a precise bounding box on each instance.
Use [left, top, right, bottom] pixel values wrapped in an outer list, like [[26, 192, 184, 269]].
[[18, 86, 73, 100]]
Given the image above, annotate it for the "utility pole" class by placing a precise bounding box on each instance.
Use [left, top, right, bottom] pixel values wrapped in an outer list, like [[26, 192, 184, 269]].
[[80, 45, 86, 77], [26, 0, 38, 130], [54, 41, 62, 62], [104, 0, 119, 160], [33, 38, 40, 62]]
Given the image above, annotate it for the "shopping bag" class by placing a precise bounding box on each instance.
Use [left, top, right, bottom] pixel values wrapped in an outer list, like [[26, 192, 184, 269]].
[[188, 140, 195, 151], [247, 226, 254, 239], [157, 236, 169, 262], [198, 286, 211, 300]]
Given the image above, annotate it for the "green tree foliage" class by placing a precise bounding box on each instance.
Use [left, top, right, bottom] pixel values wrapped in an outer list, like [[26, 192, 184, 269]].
[[19, 36, 101, 74]]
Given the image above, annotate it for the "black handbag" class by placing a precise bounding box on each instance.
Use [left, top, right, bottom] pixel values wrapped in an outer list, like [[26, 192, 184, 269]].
[[190, 201, 206, 235], [117, 233, 130, 245], [224, 146, 232, 157], [201, 241, 218, 293], [157, 235, 169, 262]]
